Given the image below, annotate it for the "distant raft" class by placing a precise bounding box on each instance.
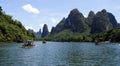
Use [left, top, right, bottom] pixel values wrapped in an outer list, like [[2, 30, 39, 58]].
[[21, 40, 35, 48], [95, 40, 99, 45], [42, 40, 46, 44]]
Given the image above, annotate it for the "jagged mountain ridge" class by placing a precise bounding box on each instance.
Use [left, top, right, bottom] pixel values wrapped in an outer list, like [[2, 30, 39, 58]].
[[28, 8, 119, 39], [28, 24, 49, 38], [28, 29, 42, 38], [41, 24, 49, 38], [50, 8, 118, 35]]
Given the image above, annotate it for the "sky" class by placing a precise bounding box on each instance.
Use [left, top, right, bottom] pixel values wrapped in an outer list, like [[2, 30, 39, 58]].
[[0, 0, 120, 32]]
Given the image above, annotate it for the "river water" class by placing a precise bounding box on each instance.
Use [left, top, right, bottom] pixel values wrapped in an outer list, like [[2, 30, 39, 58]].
[[0, 42, 120, 66]]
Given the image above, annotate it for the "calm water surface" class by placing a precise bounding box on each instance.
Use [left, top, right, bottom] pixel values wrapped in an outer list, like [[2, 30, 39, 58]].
[[0, 42, 120, 66]]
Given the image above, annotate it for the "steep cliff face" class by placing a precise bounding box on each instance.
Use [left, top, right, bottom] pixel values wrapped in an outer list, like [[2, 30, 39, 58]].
[[52, 18, 66, 34], [50, 27, 55, 34], [41, 24, 49, 38], [64, 8, 89, 33], [51, 8, 89, 34], [86, 11, 95, 27], [107, 12, 118, 28], [50, 9, 118, 36], [117, 23, 120, 27], [90, 9, 115, 34]]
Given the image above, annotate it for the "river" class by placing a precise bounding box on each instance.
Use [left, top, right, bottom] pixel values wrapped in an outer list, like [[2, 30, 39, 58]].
[[0, 42, 120, 66]]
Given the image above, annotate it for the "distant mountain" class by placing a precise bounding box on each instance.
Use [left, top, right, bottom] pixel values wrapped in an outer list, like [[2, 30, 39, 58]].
[[50, 18, 66, 34], [28, 29, 41, 38], [107, 12, 118, 28], [50, 9, 118, 35], [36, 29, 42, 38], [0, 6, 35, 42], [86, 11, 95, 27], [41, 24, 49, 38], [90, 9, 114, 33], [28, 24, 49, 39], [64, 8, 89, 33], [50, 26, 55, 34], [117, 23, 120, 27], [36, 8, 120, 41], [51, 8, 89, 35], [28, 29, 34, 33], [44, 8, 120, 41]]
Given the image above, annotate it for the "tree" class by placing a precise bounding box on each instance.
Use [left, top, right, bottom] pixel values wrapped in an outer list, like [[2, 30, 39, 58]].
[[0, 6, 3, 15], [0, 6, 35, 42]]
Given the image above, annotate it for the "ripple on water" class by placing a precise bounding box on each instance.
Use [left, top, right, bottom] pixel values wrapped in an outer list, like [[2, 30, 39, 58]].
[[0, 42, 120, 66]]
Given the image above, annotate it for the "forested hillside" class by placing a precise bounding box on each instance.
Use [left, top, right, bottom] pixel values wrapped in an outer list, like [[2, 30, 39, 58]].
[[44, 8, 120, 42], [0, 6, 35, 42]]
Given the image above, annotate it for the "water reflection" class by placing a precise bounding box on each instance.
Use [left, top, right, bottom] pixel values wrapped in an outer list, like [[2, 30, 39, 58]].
[[0, 42, 120, 66]]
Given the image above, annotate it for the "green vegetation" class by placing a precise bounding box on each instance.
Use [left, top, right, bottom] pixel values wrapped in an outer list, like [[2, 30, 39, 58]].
[[1, 6, 119, 42], [45, 30, 92, 42], [45, 28, 120, 42], [43, 8, 120, 42], [0, 6, 35, 42], [90, 28, 120, 42]]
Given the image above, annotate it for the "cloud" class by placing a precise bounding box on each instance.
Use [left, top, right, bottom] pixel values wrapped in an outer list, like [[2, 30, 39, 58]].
[[39, 23, 44, 28], [50, 17, 59, 24], [22, 4, 40, 14]]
